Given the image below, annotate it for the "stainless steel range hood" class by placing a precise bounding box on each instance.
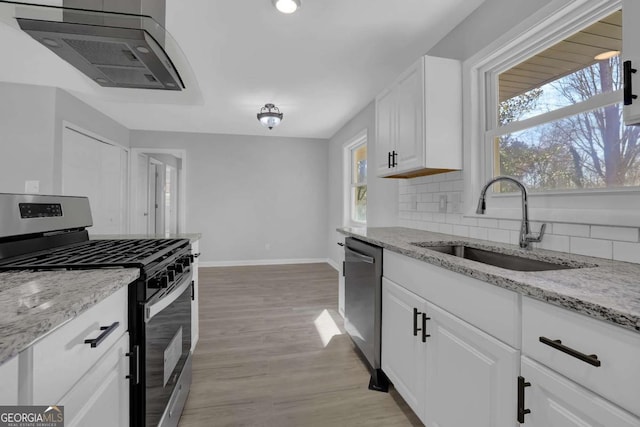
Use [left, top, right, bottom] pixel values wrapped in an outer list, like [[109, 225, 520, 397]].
[[0, 0, 191, 91]]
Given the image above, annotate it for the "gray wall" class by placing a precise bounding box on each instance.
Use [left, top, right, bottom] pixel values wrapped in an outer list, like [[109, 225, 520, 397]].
[[326, 101, 398, 266], [131, 131, 329, 265], [428, 0, 555, 60], [0, 83, 56, 194], [0, 83, 130, 195]]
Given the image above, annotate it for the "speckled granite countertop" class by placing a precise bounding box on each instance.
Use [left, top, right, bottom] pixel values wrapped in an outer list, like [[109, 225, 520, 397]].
[[338, 226, 640, 334], [90, 233, 201, 242], [0, 268, 139, 365]]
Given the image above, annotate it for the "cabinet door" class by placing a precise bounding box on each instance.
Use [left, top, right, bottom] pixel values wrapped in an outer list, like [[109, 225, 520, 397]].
[[381, 278, 427, 423], [0, 356, 18, 405], [520, 356, 640, 427], [59, 333, 129, 427], [395, 61, 425, 175], [423, 301, 519, 427], [375, 87, 396, 176], [191, 239, 200, 352], [623, 0, 640, 125]]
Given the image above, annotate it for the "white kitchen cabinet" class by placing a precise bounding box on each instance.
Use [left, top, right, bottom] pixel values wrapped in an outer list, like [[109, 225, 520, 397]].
[[0, 355, 19, 405], [519, 356, 640, 427], [191, 239, 200, 352], [423, 301, 519, 427], [19, 285, 129, 425], [381, 278, 427, 423], [623, 0, 640, 125], [375, 55, 462, 178], [58, 333, 129, 427], [382, 276, 518, 426]]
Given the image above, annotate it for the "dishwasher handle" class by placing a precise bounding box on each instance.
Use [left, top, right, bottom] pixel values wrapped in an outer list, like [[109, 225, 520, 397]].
[[345, 247, 375, 264]]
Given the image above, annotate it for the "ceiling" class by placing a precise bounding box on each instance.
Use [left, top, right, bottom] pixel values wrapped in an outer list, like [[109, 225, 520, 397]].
[[499, 10, 622, 102], [0, 0, 485, 139]]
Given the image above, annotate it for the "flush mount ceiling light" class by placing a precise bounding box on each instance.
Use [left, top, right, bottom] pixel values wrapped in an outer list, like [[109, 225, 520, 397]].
[[594, 50, 621, 60], [257, 103, 284, 129], [273, 0, 301, 14]]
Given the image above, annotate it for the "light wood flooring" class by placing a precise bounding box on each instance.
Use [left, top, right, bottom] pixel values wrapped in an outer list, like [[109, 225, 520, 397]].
[[178, 263, 422, 427]]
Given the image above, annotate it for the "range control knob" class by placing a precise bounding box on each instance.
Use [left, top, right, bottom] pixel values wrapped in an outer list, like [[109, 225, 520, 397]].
[[167, 270, 175, 282], [174, 263, 184, 273], [159, 274, 169, 288]]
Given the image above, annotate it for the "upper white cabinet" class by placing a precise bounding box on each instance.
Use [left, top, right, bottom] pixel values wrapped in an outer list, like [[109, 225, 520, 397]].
[[623, 0, 640, 125], [375, 56, 462, 178]]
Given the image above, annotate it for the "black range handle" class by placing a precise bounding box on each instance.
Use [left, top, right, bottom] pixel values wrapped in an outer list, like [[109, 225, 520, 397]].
[[84, 321, 120, 348], [517, 376, 531, 423], [539, 336, 601, 367], [392, 151, 398, 167], [413, 307, 422, 336], [624, 60, 637, 106], [421, 313, 431, 342], [388, 151, 392, 168]]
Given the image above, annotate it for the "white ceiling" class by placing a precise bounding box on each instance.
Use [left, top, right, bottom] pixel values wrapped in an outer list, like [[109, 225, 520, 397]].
[[0, 0, 484, 139]]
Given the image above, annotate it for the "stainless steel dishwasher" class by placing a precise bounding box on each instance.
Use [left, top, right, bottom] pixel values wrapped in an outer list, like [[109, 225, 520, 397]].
[[344, 237, 388, 392]]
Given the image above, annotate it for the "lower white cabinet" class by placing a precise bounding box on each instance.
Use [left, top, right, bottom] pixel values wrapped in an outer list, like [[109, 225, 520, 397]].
[[382, 277, 519, 426], [381, 278, 426, 420], [191, 239, 200, 351], [58, 333, 129, 427], [520, 356, 640, 427], [0, 355, 19, 405]]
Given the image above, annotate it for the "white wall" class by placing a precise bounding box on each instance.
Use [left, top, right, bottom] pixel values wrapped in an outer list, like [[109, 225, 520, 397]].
[[131, 131, 329, 265], [326, 101, 398, 266], [0, 83, 56, 194]]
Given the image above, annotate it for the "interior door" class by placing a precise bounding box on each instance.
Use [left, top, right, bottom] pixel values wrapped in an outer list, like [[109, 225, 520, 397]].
[[62, 127, 127, 235], [134, 154, 149, 234]]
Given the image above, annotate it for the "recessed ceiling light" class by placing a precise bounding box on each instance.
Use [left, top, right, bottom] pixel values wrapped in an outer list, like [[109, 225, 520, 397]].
[[594, 50, 620, 61], [273, 0, 300, 14]]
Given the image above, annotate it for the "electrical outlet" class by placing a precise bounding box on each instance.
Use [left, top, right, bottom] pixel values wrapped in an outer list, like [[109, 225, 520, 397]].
[[438, 195, 447, 213]]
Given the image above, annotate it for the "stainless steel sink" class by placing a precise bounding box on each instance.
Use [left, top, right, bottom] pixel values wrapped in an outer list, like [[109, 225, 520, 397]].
[[411, 243, 583, 272]]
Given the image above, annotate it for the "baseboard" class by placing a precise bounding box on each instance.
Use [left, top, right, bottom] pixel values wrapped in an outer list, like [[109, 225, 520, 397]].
[[199, 258, 331, 268], [326, 258, 339, 271]]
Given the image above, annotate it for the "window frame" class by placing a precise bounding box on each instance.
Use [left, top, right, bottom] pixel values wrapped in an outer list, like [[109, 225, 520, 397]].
[[463, 0, 640, 227], [343, 129, 368, 226]]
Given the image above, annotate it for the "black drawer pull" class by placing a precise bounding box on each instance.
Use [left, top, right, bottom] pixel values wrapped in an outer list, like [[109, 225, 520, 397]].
[[624, 60, 637, 105], [539, 336, 601, 367], [85, 321, 120, 348], [517, 376, 531, 423], [413, 308, 422, 336], [388, 151, 392, 169], [421, 313, 431, 342]]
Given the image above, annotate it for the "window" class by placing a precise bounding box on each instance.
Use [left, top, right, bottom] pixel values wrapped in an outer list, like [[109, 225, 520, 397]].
[[488, 8, 640, 193], [346, 133, 367, 224]]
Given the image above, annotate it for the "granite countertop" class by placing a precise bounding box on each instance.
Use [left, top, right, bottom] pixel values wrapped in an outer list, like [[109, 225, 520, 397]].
[[90, 233, 202, 242], [338, 226, 640, 334], [0, 268, 139, 365]]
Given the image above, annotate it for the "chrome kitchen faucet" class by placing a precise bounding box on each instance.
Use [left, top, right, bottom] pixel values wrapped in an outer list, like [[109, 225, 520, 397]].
[[476, 176, 546, 250]]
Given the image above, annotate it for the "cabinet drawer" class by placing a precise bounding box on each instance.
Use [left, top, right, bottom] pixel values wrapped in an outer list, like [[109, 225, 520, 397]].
[[522, 296, 640, 417], [32, 285, 128, 404]]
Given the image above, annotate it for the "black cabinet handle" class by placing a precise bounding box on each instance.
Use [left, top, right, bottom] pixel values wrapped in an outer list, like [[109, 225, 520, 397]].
[[413, 308, 422, 336], [84, 321, 120, 348], [539, 336, 601, 367], [517, 376, 531, 423], [126, 344, 140, 384], [421, 313, 431, 342], [624, 60, 637, 105], [392, 151, 398, 167], [337, 242, 344, 247], [388, 151, 392, 168], [191, 280, 195, 301]]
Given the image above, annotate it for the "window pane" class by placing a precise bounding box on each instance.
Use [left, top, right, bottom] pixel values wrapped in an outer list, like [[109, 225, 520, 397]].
[[498, 10, 621, 126], [352, 144, 367, 184], [497, 103, 640, 191], [352, 185, 367, 223]]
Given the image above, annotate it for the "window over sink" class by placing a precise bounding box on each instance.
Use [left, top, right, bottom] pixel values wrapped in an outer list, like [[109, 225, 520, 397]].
[[345, 130, 367, 225]]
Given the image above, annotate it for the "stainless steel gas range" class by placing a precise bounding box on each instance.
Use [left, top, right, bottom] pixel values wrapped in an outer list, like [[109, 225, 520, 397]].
[[0, 193, 193, 427]]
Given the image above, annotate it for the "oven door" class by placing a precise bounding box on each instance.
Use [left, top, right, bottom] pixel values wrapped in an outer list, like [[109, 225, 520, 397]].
[[144, 274, 192, 427]]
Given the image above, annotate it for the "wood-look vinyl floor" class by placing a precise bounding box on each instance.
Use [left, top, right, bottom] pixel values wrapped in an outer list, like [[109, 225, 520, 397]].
[[178, 263, 422, 427]]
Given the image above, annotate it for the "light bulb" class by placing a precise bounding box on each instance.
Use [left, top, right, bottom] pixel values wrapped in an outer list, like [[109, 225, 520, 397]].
[[274, 0, 300, 14]]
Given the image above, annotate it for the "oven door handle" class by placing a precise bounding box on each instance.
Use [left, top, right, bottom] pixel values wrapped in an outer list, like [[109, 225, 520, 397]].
[[145, 276, 192, 322], [345, 247, 375, 264]]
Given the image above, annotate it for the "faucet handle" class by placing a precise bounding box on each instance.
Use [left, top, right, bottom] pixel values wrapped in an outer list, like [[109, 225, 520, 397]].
[[526, 223, 547, 243]]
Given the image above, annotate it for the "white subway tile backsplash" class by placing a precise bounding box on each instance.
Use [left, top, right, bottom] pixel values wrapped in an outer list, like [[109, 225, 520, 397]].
[[432, 212, 446, 223], [445, 213, 463, 224], [554, 223, 590, 237], [453, 225, 470, 237], [469, 227, 489, 240], [590, 225, 639, 243], [497, 219, 521, 231], [478, 218, 499, 229], [613, 241, 640, 263], [460, 216, 478, 227], [439, 223, 454, 234], [570, 237, 612, 259], [487, 228, 511, 244], [440, 181, 453, 192], [427, 183, 439, 193], [537, 234, 570, 253]]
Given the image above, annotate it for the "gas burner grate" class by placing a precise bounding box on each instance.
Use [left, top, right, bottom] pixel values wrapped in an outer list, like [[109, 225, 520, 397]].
[[0, 239, 189, 270]]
